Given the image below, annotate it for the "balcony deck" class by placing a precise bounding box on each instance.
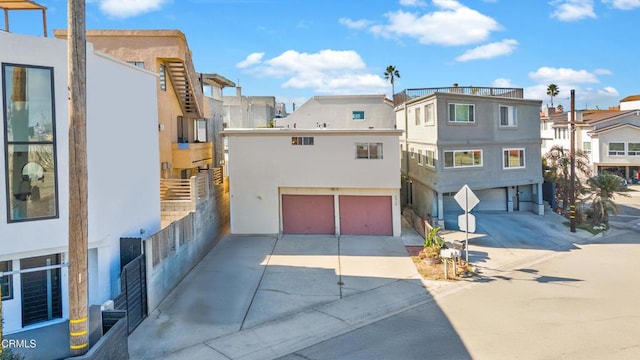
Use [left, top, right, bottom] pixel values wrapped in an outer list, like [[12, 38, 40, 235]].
[[393, 86, 524, 106]]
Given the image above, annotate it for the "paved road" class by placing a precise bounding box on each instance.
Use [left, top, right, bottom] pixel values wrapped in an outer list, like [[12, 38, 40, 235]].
[[280, 228, 640, 360]]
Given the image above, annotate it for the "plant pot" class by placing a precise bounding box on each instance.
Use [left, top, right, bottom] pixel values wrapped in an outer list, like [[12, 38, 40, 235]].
[[423, 257, 441, 265]]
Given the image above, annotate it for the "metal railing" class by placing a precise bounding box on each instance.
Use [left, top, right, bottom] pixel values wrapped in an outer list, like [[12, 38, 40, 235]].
[[393, 86, 524, 106]]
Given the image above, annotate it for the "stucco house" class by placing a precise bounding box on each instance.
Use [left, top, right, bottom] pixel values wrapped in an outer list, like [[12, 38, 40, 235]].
[[224, 128, 403, 236], [53, 29, 233, 182], [394, 86, 544, 229], [275, 94, 394, 129], [223, 87, 276, 129], [1, 31, 160, 358], [541, 96, 640, 182]]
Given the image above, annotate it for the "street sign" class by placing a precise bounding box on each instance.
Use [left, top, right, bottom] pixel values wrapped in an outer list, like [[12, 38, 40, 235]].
[[454, 184, 479, 212], [458, 213, 476, 233]]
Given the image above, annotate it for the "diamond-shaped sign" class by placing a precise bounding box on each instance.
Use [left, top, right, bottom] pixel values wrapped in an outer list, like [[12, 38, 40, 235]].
[[454, 184, 479, 212]]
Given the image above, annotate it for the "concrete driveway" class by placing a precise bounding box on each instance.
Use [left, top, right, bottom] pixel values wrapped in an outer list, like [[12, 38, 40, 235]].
[[127, 210, 606, 359], [128, 233, 425, 360]]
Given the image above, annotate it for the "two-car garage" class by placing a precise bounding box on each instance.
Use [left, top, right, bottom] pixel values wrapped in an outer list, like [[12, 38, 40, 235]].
[[281, 194, 393, 236]]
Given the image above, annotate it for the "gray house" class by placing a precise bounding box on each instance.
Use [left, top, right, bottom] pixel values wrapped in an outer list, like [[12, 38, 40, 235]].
[[394, 86, 544, 229]]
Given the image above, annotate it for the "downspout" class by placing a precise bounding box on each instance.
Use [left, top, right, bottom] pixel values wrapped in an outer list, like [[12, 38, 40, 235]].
[[404, 100, 410, 205]]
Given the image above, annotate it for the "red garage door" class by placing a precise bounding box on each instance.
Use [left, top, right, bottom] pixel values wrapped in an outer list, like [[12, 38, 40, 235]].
[[339, 196, 392, 235], [282, 195, 335, 234]]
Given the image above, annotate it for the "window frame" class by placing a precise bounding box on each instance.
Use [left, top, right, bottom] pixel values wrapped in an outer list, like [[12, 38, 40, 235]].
[[352, 110, 365, 121], [444, 149, 483, 168], [424, 149, 435, 168], [356, 142, 383, 160], [448, 103, 475, 123], [2, 63, 60, 223], [502, 148, 525, 169], [608, 142, 625, 156], [414, 106, 421, 126], [1, 260, 13, 300], [291, 136, 314, 146], [582, 141, 592, 155], [499, 105, 517, 127], [628, 142, 640, 156], [417, 149, 423, 165], [424, 103, 434, 126]]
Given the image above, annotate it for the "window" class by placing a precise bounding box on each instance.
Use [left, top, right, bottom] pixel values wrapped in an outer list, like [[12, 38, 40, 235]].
[[448, 103, 475, 123], [425, 103, 434, 125], [127, 61, 145, 69], [356, 143, 383, 159], [444, 150, 483, 168], [352, 111, 365, 121], [195, 119, 207, 142], [159, 64, 166, 91], [628, 143, 640, 156], [554, 127, 568, 140], [503, 148, 525, 169], [583, 141, 591, 155], [291, 136, 314, 145], [609, 142, 625, 156], [425, 149, 435, 167], [499, 105, 516, 127], [3, 64, 59, 222], [410, 147, 415, 159], [21, 254, 62, 326], [1, 261, 12, 300], [417, 150, 423, 165], [415, 107, 421, 126]]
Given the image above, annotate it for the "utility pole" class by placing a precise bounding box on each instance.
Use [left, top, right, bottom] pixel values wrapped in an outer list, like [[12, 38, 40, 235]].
[[68, 0, 89, 355], [569, 89, 576, 233]]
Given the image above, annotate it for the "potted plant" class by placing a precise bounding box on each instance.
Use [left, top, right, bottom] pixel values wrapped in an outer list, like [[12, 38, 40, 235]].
[[418, 226, 445, 264]]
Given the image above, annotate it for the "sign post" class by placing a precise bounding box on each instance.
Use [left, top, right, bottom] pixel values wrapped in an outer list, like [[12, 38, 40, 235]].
[[454, 185, 479, 264]]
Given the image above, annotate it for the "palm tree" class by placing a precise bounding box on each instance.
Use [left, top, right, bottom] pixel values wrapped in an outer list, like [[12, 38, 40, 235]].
[[546, 84, 559, 107], [544, 145, 592, 214], [384, 65, 400, 99], [586, 172, 629, 226]]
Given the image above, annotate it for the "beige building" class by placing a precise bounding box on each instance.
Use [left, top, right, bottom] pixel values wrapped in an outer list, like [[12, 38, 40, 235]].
[[53, 29, 234, 179]]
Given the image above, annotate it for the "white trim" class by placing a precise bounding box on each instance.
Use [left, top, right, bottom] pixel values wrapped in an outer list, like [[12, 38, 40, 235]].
[[443, 149, 483, 168], [448, 103, 475, 123], [502, 148, 526, 169]]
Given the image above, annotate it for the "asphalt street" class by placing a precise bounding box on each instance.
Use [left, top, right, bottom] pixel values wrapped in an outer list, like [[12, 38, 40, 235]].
[[279, 228, 640, 360]]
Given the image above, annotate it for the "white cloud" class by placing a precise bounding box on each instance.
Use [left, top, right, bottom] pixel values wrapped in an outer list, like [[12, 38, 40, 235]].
[[602, 0, 640, 9], [236, 52, 264, 69], [525, 67, 619, 108], [238, 49, 389, 94], [528, 66, 599, 84], [455, 39, 518, 62], [550, 0, 596, 22], [492, 78, 515, 88], [369, 0, 501, 46], [339, 18, 373, 29], [593, 68, 612, 75], [93, 0, 170, 18], [400, 0, 427, 6]]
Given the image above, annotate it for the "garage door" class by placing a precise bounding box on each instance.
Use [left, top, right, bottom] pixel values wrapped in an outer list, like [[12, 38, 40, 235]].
[[339, 196, 392, 235], [282, 195, 335, 234], [443, 188, 507, 213], [475, 188, 507, 211]]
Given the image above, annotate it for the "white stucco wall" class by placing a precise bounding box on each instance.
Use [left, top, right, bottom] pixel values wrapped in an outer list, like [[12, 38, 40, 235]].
[[225, 129, 402, 235], [276, 95, 394, 129], [0, 32, 160, 332]]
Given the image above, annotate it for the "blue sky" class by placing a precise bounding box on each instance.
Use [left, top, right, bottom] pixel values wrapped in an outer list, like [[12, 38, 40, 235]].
[[6, 0, 640, 112]]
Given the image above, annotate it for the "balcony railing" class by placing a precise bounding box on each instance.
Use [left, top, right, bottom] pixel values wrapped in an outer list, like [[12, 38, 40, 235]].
[[171, 141, 213, 169], [393, 86, 524, 106]]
